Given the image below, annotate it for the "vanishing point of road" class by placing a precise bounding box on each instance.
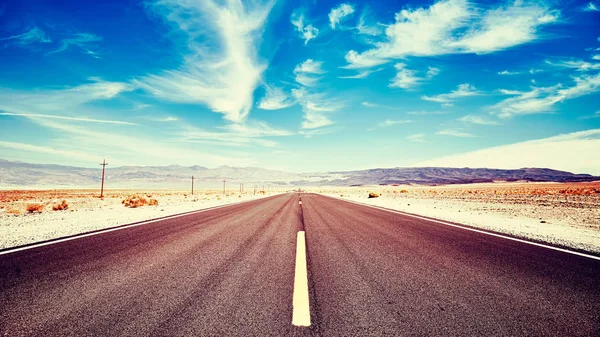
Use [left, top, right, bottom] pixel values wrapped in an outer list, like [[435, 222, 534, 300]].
[[1, 193, 599, 336]]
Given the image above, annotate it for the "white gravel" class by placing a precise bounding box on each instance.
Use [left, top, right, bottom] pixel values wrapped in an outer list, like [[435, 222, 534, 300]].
[[0, 193, 275, 250], [320, 192, 600, 254]]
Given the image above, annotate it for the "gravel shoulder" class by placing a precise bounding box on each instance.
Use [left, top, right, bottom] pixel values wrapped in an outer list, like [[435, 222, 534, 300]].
[[0, 190, 277, 250], [316, 182, 600, 254]]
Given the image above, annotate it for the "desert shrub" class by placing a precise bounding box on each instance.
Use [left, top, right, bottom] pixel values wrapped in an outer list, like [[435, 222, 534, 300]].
[[7, 208, 21, 216], [148, 198, 159, 206], [26, 203, 44, 213], [122, 195, 147, 208], [52, 200, 69, 211], [368, 192, 380, 198], [399, 189, 409, 193]]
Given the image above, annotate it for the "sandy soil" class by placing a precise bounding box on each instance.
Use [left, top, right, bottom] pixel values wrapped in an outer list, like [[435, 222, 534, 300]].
[[314, 182, 600, 254], [0, 189, 280, 250]]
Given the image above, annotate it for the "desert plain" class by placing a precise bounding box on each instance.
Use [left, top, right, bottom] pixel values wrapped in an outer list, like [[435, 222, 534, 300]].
[[1, 181, 599, 253]]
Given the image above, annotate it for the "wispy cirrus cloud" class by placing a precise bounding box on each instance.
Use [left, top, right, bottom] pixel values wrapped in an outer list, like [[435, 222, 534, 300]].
[[498, 70, 521, 75], [491, 73, 600, 118], [0, 26, 51, 45], [437, 129, 476, 137], [389, 63, 440, 89], [344, 0, 559, 68], [407, 133, 426, 142], [422, 83, 481, 104], [134, 0, 274, 124], [258, 86, 296, 110], [294, 59, 324, 87], [458, 114, 500, 125], [291, 10, 319, 45], [292, 87, 342, 129], [0, 79, 132, 113], [177, 121, 293, 148], [329, 3, 355, 29], [583, 2, 599, 11], [355, 10, 383, 36], [339, 68, 382, 79], [361, 101, 401, 109], [0, 112, 138, 125], [46, 33, 102, 56], [545, 59, 600, 72], [379, 119, 412, 127]]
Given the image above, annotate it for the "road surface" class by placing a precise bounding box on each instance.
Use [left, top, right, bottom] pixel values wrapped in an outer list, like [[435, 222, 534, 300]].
[[1, 193, 599, 336]]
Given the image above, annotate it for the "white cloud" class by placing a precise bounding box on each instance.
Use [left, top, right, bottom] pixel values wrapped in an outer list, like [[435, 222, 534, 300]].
[[546, 59, 600, 72], [145, 116, 179, 122], [294, 59, 324, 87], [0, 79, 132, 113], [0, 26, 51, 45], [356, 12, 383, 36], [294, 59, 324, 74], [407, 110, 449, 115], [0, 141, 100, 163], [329, 3, 355, 29], [417, 129, 600, 175], [343, 50, 388, 69], [344, 0, 558, 68], [422, 83, 480, 104], [437, 129, 476, 137], [339, 68, 381, 79], [407, 133, 426, 142], [584, 2, 599, 11], [491, 73, 600, 118], [389, 63, 422, 89], [498, 70, 521, 75], [134, 0, 274, 124], [361, 101, 401, 110], [530, 68, 544, 74], [292, 88, 342, 129], [46, 33, 102, 56], [390, 63, 440, 89], [291, 10, 319, 45], [299, 127, 343, 138], [377, 119, 412, 127], [426, 67, 441, 78], [0, 112, 137, 125], [580, 110, 600, 120], [592, 55, 600, 61], [258, 86, 296, 110], [458, 114, 500, 125]]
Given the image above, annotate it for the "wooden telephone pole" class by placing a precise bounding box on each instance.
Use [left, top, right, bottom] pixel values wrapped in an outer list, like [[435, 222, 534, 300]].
[[223, 179, 226, 195], [191, 176, 195, 195], [99, 159, 108, 198]]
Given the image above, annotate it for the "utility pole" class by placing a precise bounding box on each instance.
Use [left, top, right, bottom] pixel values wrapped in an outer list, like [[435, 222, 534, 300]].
[[191, 176, 195, 196], [99, 159, 108, 198], [223, 179, 226, 195], [254, 185, 256, 195]]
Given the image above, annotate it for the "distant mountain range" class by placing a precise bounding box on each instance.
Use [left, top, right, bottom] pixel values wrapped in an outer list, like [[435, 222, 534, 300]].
[[0, 158, 598, 188]]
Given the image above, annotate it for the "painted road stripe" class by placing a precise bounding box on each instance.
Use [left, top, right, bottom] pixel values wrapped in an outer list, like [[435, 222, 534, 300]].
[[292, 231, 311, 327], [323, 194, 600, 261], [0, 195, 281, 256]]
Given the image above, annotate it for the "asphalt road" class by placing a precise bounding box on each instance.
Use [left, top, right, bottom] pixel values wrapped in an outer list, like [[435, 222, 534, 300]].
[[1, 193, 599, 336]]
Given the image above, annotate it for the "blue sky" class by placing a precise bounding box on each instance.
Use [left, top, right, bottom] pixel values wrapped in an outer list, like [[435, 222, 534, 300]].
[[1, 0, 599, 174]]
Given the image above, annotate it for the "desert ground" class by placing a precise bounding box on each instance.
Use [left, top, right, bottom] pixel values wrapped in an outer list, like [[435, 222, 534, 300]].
[[1, 182, 599, 253], [0, 189, 280, 250], [316, 181, 600, 253]]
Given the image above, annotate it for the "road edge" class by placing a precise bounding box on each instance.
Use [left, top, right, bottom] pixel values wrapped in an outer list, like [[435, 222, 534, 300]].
[[317, 193, 600, 260], [0, 193, 286, 256]]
